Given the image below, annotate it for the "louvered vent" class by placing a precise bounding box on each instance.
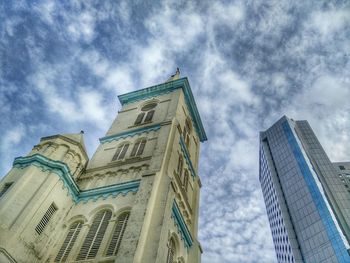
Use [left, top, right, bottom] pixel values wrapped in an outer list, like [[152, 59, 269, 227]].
[[106, 212, 130, 256], [76, 210, 112, 260], [35, 203, 57, 235], [166, 238, 176, 263], [55, 221, 83, 262]]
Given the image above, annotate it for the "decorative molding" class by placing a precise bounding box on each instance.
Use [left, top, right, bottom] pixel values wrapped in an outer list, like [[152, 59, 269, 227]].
[[78, 180, 140, 203], [0, 247, 17, 263], [171, 201, 193, 248], [118, 77, 207, 142], [85, 156, 151, 174], [99, 124, 161, 144], [13, 154, 80, 200], [179, 136, 196, 179], [172, 171, 193, 215], [13, 154, 140, 203]]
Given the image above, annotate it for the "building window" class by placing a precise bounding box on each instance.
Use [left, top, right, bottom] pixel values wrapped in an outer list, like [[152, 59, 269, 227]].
[[183, 170, 189, 191], [35, 203, 57, 235], [55, 221, 83, 262], [134, 103, 157, 125], [130, 139, 146, 157], [0, 182, 13, 198], [177, 155, 183, 178], [166, 238, 176, 263], [112, 143, 129, 161], [77, 210, 112, 260], [106, 212, 130, 256], [183, 118, 191, 148]]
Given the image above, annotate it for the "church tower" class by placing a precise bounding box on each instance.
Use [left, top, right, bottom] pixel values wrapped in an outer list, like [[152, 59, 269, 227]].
[[0, 74, 207, 263]]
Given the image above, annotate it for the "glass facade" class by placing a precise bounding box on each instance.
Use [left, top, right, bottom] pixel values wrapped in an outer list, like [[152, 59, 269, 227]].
[[260, 145, 296, 263], [260, 116, 350, 263]]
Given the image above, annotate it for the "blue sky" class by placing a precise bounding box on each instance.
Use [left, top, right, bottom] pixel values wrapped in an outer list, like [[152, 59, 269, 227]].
[[1, 0, 350, 262]]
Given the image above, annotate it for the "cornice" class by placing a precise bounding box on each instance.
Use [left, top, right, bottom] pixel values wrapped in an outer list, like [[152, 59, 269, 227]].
[[85, 156, 151, 174], [171, 200, 193, 248], [13, 154, 140, 203], [99, 124, 161, 144], [179, 136, 197, 179], [117, 77, 207, 142]]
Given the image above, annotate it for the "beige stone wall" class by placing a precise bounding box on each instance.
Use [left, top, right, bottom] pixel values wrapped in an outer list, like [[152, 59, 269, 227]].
[[0, 86, 203, 263]]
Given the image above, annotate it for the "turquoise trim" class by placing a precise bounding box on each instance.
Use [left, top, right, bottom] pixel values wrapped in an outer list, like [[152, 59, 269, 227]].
[[13, 154, 80, 201], [179, 136, 196, 179], [118, 77, 207, 142], [13, 154, 140, 203], [171, 201, 193, 248], [79, 180, 140, 203], [99, 124, 161, 143]]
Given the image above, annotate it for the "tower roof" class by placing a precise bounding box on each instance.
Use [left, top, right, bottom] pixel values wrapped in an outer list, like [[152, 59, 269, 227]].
[[118, 77, 207, 142], [61, 132, 87, 152], [41, 131, 88, 159]]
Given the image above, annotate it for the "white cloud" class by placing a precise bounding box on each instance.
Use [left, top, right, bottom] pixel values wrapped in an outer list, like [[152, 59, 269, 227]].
[[309, 9, 350, 37], [0, 125, 26, 174], [35, 0, 57, 24], [67, 11, 96, 42], [79, 90, 108, 124]]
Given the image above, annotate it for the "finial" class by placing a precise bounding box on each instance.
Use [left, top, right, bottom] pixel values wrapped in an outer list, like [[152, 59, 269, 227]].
[[166, 67, 180, 83]]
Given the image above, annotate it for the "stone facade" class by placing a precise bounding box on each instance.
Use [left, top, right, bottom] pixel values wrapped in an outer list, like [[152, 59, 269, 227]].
[[0, 77, 206, 263]]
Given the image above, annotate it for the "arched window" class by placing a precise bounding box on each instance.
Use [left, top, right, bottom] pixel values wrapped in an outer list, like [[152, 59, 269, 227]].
[[134, 103, 157, 125], [76, 210, 112, 260], [166, 238, 176, 263], [0, 182, 13, 198], [183, 118, 191, 148], [177, 155, 183, 178], [55, 221, 83, 262], [130, 139, 146, 157], [106, 212, 130, 256], [183, 170, 189, 192], [112, 143, 129, 161]]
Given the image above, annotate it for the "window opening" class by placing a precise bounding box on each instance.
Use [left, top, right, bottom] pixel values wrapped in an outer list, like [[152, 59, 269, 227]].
[[112, 143, 129, 161], [130, 140, 146, 157], [35, 203, 57, 235], [166, 238, 176, 263], [106, 212, 130, 256], [77, 210, 112, 260], [183, 170, 189, 191], [134, 102, 157, 125], [0, 182, 13, 198], [177, 155, 183, 179], [55, 221, 83, 262]]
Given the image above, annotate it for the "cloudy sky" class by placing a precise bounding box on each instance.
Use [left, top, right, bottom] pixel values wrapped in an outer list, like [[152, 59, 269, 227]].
[[1, 0, 350, 262]]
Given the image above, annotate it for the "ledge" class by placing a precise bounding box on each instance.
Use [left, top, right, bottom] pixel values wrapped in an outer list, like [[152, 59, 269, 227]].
[[13, 154, 140, 203], [99, 124, 161, 144]]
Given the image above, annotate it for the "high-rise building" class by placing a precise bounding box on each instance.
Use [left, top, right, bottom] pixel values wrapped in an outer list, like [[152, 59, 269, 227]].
[[0, 74, 207, 263], [260, 116, 350, 263]]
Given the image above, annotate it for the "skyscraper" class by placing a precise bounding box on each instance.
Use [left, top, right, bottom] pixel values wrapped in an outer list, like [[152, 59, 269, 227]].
[[0, 75, 206, 263], [260, 116, 350, 263]]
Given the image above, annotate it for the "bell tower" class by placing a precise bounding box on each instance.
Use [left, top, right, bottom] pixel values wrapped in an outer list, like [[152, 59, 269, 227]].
[[0, 74, 207, 263]]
